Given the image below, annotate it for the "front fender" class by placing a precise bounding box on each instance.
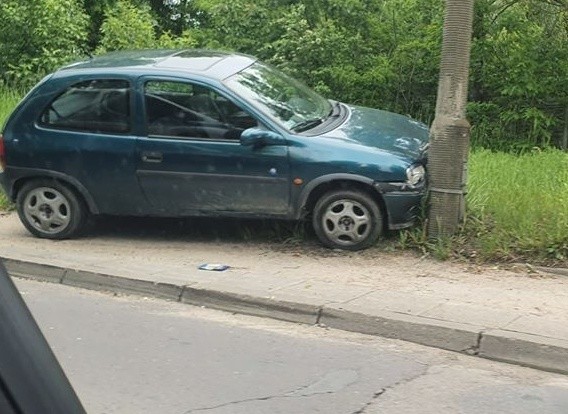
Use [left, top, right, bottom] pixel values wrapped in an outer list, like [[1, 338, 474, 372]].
[[294, 173, 376, 219]]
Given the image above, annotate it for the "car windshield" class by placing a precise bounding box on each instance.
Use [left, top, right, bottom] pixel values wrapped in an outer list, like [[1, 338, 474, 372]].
[[225, 62, 332, 132]]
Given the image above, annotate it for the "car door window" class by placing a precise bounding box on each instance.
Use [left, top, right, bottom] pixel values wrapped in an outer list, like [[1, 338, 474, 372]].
[[40, 79, 130, 134], [144, 80, 259, 140]]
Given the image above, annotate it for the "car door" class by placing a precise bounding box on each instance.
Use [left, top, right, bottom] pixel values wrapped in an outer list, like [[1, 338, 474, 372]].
[[36, 78, 150, 215], [135, 78, 291, 216]]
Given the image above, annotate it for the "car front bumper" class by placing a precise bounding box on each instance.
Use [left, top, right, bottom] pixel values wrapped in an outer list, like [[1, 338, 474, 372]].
[[374, 182, 426, 230]]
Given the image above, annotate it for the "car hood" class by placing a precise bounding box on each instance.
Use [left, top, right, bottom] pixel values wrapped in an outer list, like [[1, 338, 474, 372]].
[[320, 105, 429, 160]]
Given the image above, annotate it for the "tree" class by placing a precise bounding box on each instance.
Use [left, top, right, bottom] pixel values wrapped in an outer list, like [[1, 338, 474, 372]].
[[147, 0, 205, 35], [469, 0, 568, 150], [0, 0, 89, 86], [97, 0, 157, 52], [83, 0, 117, 49]]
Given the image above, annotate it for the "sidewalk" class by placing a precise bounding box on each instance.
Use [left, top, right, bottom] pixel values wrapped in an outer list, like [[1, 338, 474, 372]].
[[2, 212, 568, 374]]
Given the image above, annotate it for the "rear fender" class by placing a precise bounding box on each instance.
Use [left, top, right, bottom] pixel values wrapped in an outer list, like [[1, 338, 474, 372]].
[[10, 167, 99, 214]]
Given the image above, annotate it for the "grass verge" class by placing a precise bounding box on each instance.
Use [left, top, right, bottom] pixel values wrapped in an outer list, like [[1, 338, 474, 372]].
[[467, 148, 568, 263], [401, 148, 568, 265], [0, 87, 21, 211], [0, 191, 12, 211]]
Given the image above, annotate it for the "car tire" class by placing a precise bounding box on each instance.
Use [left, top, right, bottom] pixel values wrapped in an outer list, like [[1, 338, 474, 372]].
[[312, 189, 383, 251], [16, 179, 88, 240]]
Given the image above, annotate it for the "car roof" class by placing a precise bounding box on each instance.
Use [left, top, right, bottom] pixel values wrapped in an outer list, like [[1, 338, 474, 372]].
[[58, 49, 257, 80]]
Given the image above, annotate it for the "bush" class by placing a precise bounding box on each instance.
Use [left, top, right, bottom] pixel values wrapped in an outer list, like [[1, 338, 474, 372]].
[[0, 0, 89, 87], [97, 0, 158, 52]]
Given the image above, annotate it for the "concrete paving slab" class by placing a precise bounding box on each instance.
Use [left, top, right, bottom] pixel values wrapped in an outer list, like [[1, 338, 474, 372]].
[[419, 303, 521, 329], [191, 272, 311, 299], [503, 316, 568, 342], [336, 290, 445, 315], [270, 279, 376, 305]]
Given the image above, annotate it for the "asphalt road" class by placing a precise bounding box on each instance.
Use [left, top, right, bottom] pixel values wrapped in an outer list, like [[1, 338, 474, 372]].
[[16, 279, 568, 414]]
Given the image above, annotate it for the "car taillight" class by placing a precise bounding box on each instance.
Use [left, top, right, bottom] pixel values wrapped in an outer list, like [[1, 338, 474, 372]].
[[0, 134, 5, 172]]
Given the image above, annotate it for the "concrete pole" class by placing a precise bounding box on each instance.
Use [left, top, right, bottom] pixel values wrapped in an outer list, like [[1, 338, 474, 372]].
[[427, 0, 475, 237]]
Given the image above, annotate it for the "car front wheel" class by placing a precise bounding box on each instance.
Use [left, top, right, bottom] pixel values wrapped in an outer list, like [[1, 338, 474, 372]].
[[16, 179, 87, 239], [312, 190, 383, 250]]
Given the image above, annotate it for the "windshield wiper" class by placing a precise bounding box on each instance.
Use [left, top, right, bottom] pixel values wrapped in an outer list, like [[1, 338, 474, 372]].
[[329, 100, 341, 117], [291, 118, 325, 132], [291, 102, 342, 133]]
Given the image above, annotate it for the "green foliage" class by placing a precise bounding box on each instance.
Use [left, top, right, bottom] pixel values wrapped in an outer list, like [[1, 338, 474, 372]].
[[83, 0, 117, 49], [0, 87, 22, 128], [97, 0, 158, 52], [469, 0, 568, 150], [194, 0, 567, 150], [196, 0, 444, 122], [1, 0, 566, 151], [96, 0, 200, 52], [0, 0, 89, 87], [156, 30, 199, 49], [147, 0, 206, 35]]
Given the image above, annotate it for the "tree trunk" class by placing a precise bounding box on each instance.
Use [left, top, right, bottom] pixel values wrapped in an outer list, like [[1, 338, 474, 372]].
[[427, 0, 475, 238]]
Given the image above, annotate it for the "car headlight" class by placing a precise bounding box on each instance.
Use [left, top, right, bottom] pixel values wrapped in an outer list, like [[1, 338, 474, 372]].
[[406, 164, 426, 186]]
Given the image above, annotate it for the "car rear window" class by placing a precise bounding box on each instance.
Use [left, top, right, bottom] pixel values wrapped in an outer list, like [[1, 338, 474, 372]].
[[40, 79, 131, 134]]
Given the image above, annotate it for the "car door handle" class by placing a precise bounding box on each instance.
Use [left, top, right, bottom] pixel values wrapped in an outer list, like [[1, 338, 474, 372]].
[[141, 151, 163, 163]]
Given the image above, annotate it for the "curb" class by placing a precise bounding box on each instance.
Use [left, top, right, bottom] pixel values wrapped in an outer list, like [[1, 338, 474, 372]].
[[4, 257, 568, 375]]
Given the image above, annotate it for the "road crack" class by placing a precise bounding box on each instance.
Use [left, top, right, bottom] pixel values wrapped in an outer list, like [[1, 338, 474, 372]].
[[181, 388, 336, 413], [349, 364, 430, 414], [182, 369, 360, 413], [350, 389, 386, 414]]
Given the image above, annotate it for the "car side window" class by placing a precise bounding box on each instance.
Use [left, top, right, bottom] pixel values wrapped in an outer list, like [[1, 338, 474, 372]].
[[145, 80, 259, 140], [40, 79, 130, 134]]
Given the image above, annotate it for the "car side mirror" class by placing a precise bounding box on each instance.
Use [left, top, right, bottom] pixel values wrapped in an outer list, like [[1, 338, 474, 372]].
[[240, 128, 285, 147]]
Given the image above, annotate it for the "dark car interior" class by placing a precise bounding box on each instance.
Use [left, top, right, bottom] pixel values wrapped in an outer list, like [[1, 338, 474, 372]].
[[145, 87, 259, 140], [39, 79, 260, 140], [40, 80, 131, 134]]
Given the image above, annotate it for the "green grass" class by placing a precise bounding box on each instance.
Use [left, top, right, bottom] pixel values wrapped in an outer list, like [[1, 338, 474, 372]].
[[0, 87, 21, 126], [466, 148, 568, 263], [402, 149, 568, 264], [0, 87, 22, 211], [0, 191, 11, 211]]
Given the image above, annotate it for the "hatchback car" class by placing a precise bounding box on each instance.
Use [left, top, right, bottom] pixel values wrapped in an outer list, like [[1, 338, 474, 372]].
[[0, 50, 428, 250]]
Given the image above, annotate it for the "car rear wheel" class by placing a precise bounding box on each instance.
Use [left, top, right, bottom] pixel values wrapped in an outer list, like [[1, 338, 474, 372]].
[[312, 190, 383, 250], [16, 179, 87, 239]]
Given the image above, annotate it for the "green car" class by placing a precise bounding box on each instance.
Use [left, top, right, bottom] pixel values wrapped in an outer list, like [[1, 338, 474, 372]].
[[0, 50, 428, 250]]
